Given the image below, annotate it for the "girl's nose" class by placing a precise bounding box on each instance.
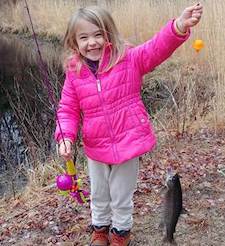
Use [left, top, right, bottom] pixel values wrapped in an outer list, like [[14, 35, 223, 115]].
[[88, 37, 97, 46]]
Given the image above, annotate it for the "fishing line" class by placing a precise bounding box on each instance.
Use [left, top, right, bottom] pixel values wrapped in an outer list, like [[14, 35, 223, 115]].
[[24, 0, 67, 152], [23, 0, 89, 204]]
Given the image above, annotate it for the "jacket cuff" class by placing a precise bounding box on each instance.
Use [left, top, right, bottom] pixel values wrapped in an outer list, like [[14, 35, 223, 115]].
[[55, 133, 75, 144], [58, 138, 73, 145], [171, 19, 190, 38]]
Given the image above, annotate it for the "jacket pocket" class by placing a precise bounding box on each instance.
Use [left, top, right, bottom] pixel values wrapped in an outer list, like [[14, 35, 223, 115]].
[[133, 105, 152, 131]]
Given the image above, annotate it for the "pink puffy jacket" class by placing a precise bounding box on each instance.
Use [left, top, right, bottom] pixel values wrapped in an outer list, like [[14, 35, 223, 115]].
[[55, 20, 190, 164]]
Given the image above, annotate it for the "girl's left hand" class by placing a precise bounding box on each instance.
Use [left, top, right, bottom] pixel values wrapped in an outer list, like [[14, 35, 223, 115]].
[[176, 3, 203, 33]]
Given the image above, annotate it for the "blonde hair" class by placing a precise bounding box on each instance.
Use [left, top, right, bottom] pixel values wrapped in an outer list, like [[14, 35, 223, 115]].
[[63, 6, 126, 73]]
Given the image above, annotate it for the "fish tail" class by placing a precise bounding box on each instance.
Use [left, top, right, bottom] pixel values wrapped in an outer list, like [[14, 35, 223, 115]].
[[163, 236, 177, 245]]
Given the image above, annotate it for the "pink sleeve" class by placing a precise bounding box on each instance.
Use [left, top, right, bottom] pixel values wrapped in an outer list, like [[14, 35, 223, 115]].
[[129, 19, 190, 75], [54, 71, 80, 143]]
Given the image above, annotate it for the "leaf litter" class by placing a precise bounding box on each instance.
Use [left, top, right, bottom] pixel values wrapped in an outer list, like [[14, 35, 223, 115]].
[[0, 128, 225, 245]]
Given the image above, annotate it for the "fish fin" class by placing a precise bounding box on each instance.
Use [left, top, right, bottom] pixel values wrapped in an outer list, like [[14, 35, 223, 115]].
[[159, 220, 165, 233], [181, 207, 189, 215], [160, 185, 168, 195]]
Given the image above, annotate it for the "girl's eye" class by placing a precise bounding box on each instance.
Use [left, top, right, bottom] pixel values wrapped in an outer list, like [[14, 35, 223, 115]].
[[96, 33, 102, 37], [80, 36, 87, 40]]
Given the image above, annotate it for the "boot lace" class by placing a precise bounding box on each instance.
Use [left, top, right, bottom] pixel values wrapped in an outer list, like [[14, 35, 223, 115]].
[[91, 229, 109, 245], [93, 231, 108, 241], [111, 233, 128, 246]]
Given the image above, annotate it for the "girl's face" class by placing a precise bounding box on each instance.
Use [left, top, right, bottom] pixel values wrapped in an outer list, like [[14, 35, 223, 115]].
[[75, 19, 106, 61]]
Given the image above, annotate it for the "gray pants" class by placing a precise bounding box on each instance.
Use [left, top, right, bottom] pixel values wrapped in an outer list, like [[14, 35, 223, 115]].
[[87, 157, 139, 231]]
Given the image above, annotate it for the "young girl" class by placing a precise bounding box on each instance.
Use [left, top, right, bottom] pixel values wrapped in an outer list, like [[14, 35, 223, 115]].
[[55, 3, 203, 246]]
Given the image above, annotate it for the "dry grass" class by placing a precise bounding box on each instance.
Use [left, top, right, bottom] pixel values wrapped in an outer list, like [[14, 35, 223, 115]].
[[0, 0, 224, 128]]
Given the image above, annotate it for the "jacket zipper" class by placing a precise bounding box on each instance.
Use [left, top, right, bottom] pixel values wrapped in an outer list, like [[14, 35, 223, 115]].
[[96, 78, 118, 162], [97, 79, 101, 92]]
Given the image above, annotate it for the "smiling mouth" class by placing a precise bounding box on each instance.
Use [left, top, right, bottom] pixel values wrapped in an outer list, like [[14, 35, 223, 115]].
[[88, 48, 101, 52]]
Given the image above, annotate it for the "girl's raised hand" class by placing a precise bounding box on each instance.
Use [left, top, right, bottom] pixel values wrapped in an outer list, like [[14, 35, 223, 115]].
[[176, 3, 203, 33], [58, 139, 72, 161]]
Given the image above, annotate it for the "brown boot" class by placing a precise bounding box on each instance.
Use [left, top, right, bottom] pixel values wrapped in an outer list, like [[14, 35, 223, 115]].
[[110, 228, 131, 246], [90, 225, 110, 246]]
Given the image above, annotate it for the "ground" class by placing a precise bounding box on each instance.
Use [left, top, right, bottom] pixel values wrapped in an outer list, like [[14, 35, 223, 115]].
[[0, 128, 225, 246]]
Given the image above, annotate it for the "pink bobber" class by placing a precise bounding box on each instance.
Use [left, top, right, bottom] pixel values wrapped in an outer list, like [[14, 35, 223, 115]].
[[56, 174, 73, 190]]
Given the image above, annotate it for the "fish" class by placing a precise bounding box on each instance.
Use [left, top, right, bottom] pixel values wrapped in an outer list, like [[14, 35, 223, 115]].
[[161, 169, 183, 244]]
